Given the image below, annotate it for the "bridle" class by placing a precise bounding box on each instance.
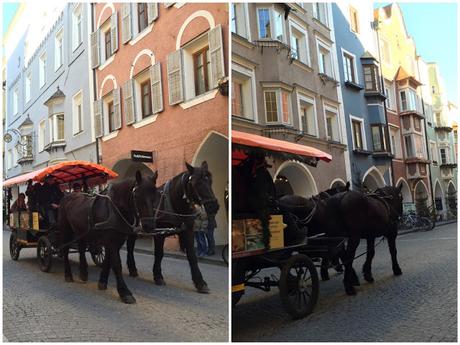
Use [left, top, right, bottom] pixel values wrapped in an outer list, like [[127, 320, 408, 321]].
[[181, 172, 217, 208], [370, 188, 403, 223]]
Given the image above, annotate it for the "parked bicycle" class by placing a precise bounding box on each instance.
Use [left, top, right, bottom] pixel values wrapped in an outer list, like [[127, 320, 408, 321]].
[[398, 211, 434, 231]]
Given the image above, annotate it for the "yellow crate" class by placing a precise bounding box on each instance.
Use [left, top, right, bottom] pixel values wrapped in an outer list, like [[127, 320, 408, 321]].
[[32, 212, 40, 230]]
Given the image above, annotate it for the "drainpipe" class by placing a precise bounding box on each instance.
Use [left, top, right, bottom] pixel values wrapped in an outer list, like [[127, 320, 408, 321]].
[[373, 20, 394, 186], [416, 57, 435, 207], [90, 3, 100, 164]]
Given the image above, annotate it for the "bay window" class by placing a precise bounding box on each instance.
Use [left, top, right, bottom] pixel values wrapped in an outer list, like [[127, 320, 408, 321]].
[[363, 64, 381, 92], [49, 113, 65, 143], [371, 124, 388, 152], [400, 88, 418, 112], [264, 88, 292, 125]]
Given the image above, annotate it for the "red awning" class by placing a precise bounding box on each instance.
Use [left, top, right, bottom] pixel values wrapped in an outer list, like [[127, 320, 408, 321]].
[[232, 130, 332, 163], [3, 160, 118, 188]]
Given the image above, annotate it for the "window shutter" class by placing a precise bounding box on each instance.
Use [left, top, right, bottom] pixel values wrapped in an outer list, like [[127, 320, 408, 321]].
[[150, 62, 163, 114], [123, 79, 135, 125], [208, 24, 225, 89], [111, 12, 118, 54], [147, 3, 159, 24], [113, 88, 122, 130], [94, 99, 103, 138], [167, 50, 184, 105], [121, 3, 132, 44], [90, 30, 100, 69]]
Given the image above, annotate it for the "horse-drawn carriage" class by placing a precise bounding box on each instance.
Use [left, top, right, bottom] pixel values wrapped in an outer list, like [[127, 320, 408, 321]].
[[4, 160, 117, 272], [231, 130, 346, 319]]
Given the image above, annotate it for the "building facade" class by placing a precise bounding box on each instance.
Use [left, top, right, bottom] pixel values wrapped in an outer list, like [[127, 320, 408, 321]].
[[4, 3, 96, 193], [231, 3, 350, 197], [92, 3, 229, 246], [332, 1, 392, 193]]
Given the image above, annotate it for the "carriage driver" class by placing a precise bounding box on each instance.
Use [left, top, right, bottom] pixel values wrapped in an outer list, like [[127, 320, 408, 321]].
[[39, 176, 64, 227]]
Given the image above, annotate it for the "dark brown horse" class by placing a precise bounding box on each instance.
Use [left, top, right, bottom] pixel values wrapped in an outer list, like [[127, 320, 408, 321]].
[[57, 171, 159, 303], [126, 161, 219, 293], [279, 185, 403, 295]]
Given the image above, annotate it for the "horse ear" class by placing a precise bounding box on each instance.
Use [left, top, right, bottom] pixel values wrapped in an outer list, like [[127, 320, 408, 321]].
[[185, 162, 194, 174], [151, 170, 158, 185], [201, 161, 208, 171], [135, 170, 143, 185], [345, 181, 350, 190]]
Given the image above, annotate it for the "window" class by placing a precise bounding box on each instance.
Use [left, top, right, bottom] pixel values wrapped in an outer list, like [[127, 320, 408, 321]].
[[39, 52, 46, 88], [232, 69, 255, 120], [257, 8, 271, 39], [390, 127, 402, 158], [55, 29, 63, 70], [264, 89, 291, 125], [140, 79, 152, 119], [435, 112, 442, 125], [298, 95, 316, 136], [342, 51, 357, 83], [13, 87, 18, 115], [317, 40, 333, 77], [414, 135, 425, 159], [400, 89, 418, 112], [404, 135, 414, 157], [325, 106, 339, 142], [314, 3, 328, 27], [25, 73, 31, 103], [351, 118, 364, 149], [12, 147, 18, 167], [430, 141, 438, 164], [49, 113, 65, 142], [363, 64, 381, 92], [193, 47, 211, 96], [289, 21, 309, 65], [72, 91, 83, 135], [384, 81, 395, 109], [432, 86, 436, 94], [372, 125, 388, 152], [104, 29, 112, 61], [72, 4, 82, 50], [107, 101, 115, 132], [232, 80, 243, 116], [273, 10, 284, 42], [349, 6, 359, 33], [440, 148, 447, 164], [38, 120, 45, 152], [231, 3, 249, 39], [138, 3, 148, 33], [381, 38, 390, 64], [7, 149, 13, 169], [414, 117, 422, 131]]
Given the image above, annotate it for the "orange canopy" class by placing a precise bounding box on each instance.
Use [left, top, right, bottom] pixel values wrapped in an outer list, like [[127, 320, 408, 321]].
[[3, 160, 118, 188], [232, 130, 332, 163]]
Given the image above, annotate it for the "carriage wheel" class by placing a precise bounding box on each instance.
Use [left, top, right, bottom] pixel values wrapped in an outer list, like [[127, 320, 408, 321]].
[[9, 232, 21, 260], [37, 236, 53, 272], [90, 245, 106, 268], [279, 254, 319, 319]]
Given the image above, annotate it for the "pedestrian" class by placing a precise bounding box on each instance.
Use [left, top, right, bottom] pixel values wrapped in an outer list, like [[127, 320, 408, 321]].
[[10, 193, 27, 213], [206, 213, 217, 256], [193, 205, 208, 257]]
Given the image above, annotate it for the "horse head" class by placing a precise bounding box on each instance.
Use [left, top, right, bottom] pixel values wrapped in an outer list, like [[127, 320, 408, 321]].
[[133, 170, 159, 232], [376, 185, 404, 219], [185, 161, 219, 216]]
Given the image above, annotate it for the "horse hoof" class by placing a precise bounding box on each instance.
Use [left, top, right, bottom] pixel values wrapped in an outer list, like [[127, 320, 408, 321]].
[[393, 268, 403, 276], [196, 284, 210, 294], [98, 282, 107, 290], [121, 295, 136, 304], [65, 276, 74, 283], [364, 274, 374, 283], [80, 273, 88, 282], [345, 286, 357, 296], [154, 277, 166, 286], [129, 271, 139, 277]]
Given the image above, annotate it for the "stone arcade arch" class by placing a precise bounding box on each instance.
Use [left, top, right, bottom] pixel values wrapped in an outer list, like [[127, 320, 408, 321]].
[[192, 131, 228, 246], [362, 166, 386, 192], [396, 178, 412, 203], [414, 180, 429, 214], [434, 180, 445, 216], [111, 159, 154, 179], [274, 161, 318, 198]]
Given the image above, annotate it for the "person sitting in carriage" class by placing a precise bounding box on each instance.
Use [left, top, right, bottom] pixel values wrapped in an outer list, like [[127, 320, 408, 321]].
[[39, 175, 64, 227], [10, 193, 27, 213], [25, 179, 41, 212], [72, 183, 82, 193]]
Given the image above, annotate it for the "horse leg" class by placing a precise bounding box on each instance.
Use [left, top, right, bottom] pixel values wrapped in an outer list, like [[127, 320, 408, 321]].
[[320, 258, 330, 281], [63, 245, 73, 282], [181, 226, 209, 293], [110, 240, 136, 304], [126, 234, 138, 277], [362, 237, 376, 283], [78, 240, 88, 282], [341, 237, 360, 295], [153, 235, 166, 285], [388, 229, 402, 276], [98, 245, 111, 290]]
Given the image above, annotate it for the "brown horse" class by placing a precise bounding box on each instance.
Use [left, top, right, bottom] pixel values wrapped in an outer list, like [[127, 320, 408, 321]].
[[57, 171, 159, 303]]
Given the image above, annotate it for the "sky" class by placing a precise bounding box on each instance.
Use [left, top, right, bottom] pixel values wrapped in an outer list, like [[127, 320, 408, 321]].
[[375, 2, 458, 105], [2, 2, 19, 35]]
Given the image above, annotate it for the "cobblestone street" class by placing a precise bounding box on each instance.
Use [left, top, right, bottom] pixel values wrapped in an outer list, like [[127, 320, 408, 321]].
[[3, 231, 228, 342], [233, 222, 457, 342]]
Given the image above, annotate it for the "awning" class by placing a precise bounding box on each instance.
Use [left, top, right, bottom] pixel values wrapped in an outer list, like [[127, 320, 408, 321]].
[[3, 160, 118, 188], [232, 130, 332, 165]]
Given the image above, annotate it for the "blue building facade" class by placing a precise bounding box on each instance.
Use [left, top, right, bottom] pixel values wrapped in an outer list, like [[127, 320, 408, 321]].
[[332, 2, 392, 191]]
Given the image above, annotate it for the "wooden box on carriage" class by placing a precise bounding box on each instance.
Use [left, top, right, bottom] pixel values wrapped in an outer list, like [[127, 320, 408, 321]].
[[232, 215, 286, 253]]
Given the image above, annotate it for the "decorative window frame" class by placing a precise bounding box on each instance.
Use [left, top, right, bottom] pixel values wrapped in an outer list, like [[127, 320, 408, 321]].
[[349, 115, 367, 150], [296, 91, 318, 137]]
